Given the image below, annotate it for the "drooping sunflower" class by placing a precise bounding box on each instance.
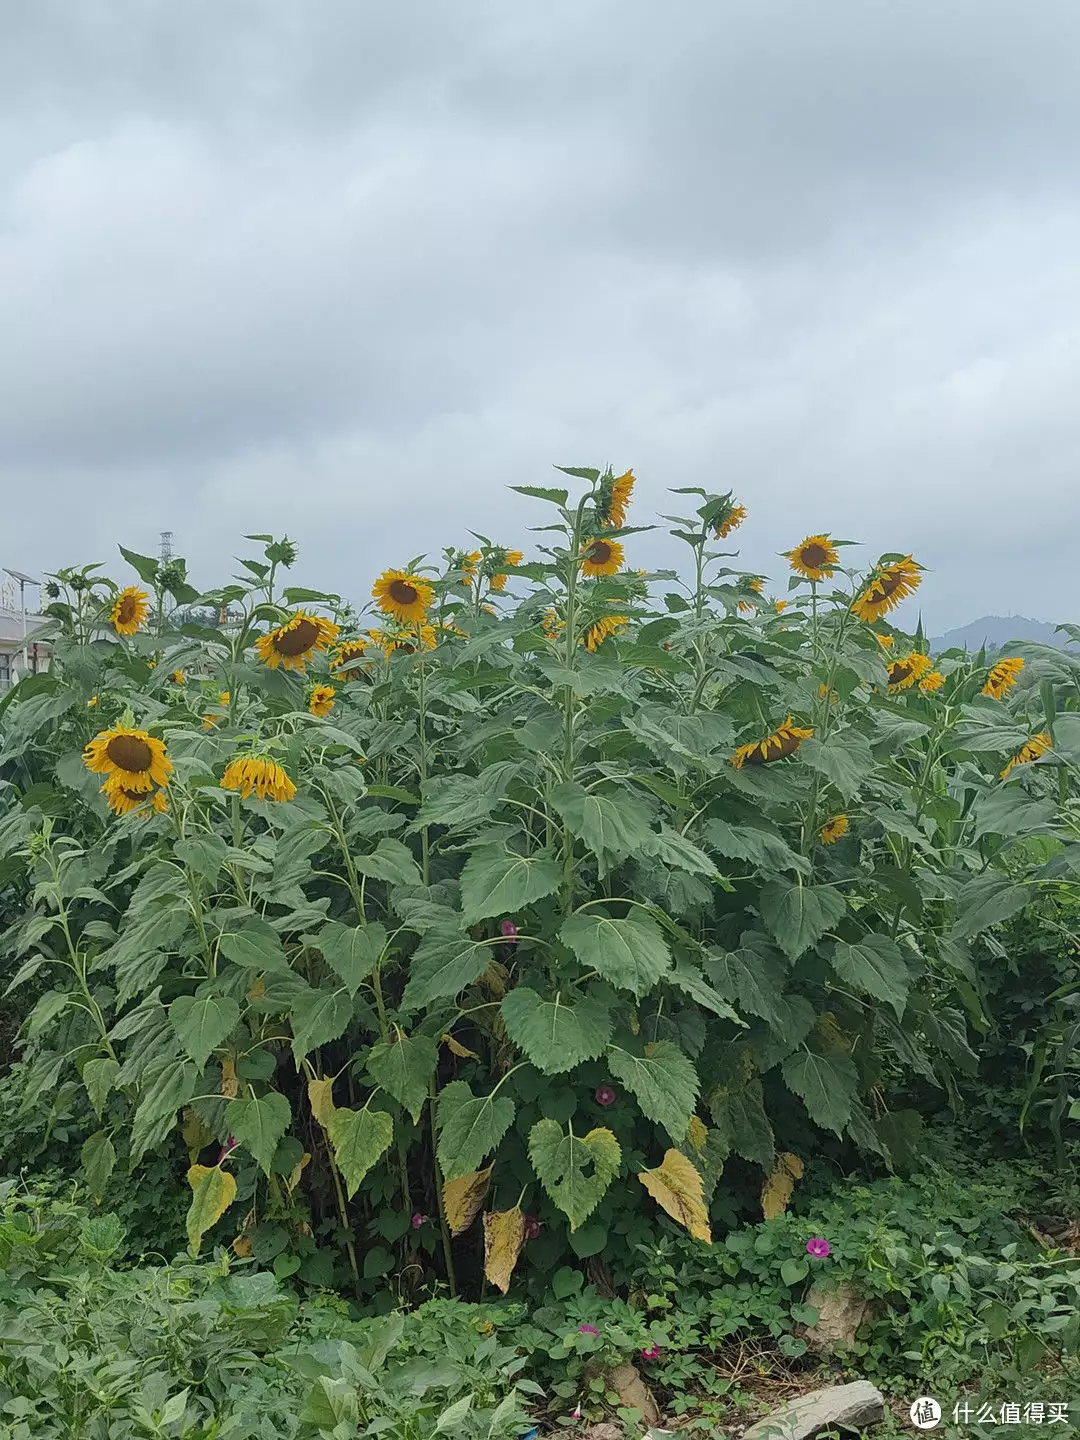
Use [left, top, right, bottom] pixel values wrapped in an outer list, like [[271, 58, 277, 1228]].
[[84, 726, 172, 794], [368, 623, 437, 656], [490, 550, 524, 592], [919, 670, 945, 693], [221, 755, 296, 802], [851, 556, 922, 623], [255, 612, 340, 672], [110, 586, 150, 637], [581, 538, 624, 577], [107, 784, 168, 818], [1001, 731, 1052, 779], [982, 656, 1024, 700], [738, 577, 765, 614], [372, 570, 434, 623], [309, 684, 336, 718], [542, 608, 565, 640], [886, 652, 934, 692], [730, 716, 814, 769], [787, 534, 839, 582], [607, 469, 635, 528], [331, 639, 379, 680], [713, 500, 748, 540], [584, 615, 629, 652], [460, 551, 482, 587], [819, 814, 849, 845]]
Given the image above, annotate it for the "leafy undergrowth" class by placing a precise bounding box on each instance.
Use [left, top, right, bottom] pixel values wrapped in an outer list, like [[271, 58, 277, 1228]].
[[4, 1137, 1080, 1440]]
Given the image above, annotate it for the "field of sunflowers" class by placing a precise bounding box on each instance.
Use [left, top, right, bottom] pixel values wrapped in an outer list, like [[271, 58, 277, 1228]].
[[2, 464, 1079, 1321]]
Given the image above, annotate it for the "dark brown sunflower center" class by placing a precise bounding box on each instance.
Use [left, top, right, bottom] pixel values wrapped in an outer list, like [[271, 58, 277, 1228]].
[[888, 662, 913, 686], [588, 541, 612, 564], [877, 570, 906, 599], [389, 580, 418, 605], [106, 735, 153, 772], [117, 595, 137, 623], [273, 618, 320, 656], [801, 543, 828, 568]]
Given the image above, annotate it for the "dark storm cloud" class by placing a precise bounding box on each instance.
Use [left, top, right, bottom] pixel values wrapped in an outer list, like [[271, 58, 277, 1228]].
[[3, 1, 1080, 629]]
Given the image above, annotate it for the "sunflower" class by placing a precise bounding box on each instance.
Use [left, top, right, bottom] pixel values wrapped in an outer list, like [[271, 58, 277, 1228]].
[[919, 670, 945, 693], [372, 569, 434, 623], [107, 785, 169, 818], [87, 695, 98, 708], [172, 669, 185, 685], [876, 634, 894, 650], [1001, 731, 1052, 779], [819, 814, 849, 845], [713, 501, 747, 540], [221, 755, 296, 802], [368, 623, 437, 655], [581, 538, 624, 577], [738, 576, 766, 613], [730, 716, 814, 769], [111, 586, 150, 637], [607, 469, 635, 528], [774, 600, 788, 614], [982, 656, 1024, 700], [309, 684, 336, 718], [255, 612, 340, 672], [331, 639, 379, 680], [787, 534, 839, 582], [490, 550, 523, 592], [584, 615, 629, 652], [886, 652, 934, 692], [851, 556, 922, 623], [460, 551, 481, 586], [84, 726, 172, 795], [542, 608, 565, 640]]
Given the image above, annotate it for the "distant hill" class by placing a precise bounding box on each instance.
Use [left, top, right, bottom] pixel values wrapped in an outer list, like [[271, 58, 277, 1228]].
[[929, 615, 1078, 654]]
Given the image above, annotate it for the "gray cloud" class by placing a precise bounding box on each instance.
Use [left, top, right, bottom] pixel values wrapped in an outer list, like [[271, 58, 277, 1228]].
[[3, 0, 1080, 630]]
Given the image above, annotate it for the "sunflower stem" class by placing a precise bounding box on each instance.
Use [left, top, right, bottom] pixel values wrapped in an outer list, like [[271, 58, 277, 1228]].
[[429, 1078, 457, 1297]]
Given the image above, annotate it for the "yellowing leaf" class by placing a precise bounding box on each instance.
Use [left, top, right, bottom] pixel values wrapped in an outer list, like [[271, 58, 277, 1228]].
[[286, 1152, 311, 1192], [220, 1057, 239, 1099], [186, 1164, 237, 1256], [181, 1107, 212, 1163], [687, 1116, 708, 1153], [232, 1233, 253, 1258], [247, 976, 265, 1001], [479, 962, 508, 997], [443, 1166, 492, 1236], [761, 1152, 805, 1220], [442, 1033, 480, 1060], [308, 1076, 336, 1129], [483, 1207, 525, 1293], [638, 1149, 712, 1244]]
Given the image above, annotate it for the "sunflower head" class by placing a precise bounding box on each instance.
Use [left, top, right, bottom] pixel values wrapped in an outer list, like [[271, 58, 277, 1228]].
[[255, 611, 340, 672], [110, 586, 150, 637], [1001, 731, 1052, 779], [107, 784, 168, 818], [886, 652, 934, 692], [601, 469, 635, 529], [876, 634, 894, 650], [711, 497, 748, 540], [490, 549, 524, 592], [309, 683, 336, 718], [454, 551, 481, 587], [84, 726, 172, 794], [730, 716, 814, 769], [982, 656, 1025, 700], [819, 814, 849, 845], [583, 615, 630, 652], [221, 754, 297, 803], [368, 623, 437, 656], [787, 534, 839, 582], [774, 600, 788, 614], [581, 538, 624, 577], [851, 556, 923, 623], [372, 569, 435, 623], [919, 670, 945, 693], [542, 608, 565, 640], [172, 670, 185, 685]]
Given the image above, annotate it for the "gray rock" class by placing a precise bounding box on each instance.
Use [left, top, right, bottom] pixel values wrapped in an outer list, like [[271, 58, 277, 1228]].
[[799, 1282, 871, 1352], [742, 1381, 885, 1440], [607, 1362, 661, 1426]]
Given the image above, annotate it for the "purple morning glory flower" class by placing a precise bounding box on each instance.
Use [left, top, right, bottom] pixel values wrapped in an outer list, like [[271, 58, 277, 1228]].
[[523, 1214, 541, 1239], [411, 1212, 429, 1230], [806, 1236, 831, 1258], [578, 1323, 599, 1335], [594, 1085, 616, 1107], [500, 919, 519, 943], [640, 1343, 661, 1360]]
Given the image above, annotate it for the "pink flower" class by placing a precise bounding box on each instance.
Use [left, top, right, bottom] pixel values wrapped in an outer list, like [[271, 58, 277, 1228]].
[[578, 1323, 599, 1335], [215, 1134, 238, 1165], [411, 1212, 429, 1230], [806, 1236, 831, 1258], [594, 1085, 616, 1107], [523, 1214, 541, 1239], [570, 1407, 582, 1421], [640, 1343, 662, 1360], [500, 919, 519, 944]]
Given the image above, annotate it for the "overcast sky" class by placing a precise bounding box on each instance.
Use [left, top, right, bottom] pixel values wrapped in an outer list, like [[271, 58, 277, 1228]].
[[3, 1, 1079, 632]]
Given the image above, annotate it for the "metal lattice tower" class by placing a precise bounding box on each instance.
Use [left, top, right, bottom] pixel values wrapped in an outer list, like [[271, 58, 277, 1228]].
[[159, 531, 174, 563]]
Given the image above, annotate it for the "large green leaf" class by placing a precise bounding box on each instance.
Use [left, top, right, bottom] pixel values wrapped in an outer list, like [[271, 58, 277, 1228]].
[[950, 873, 1032, 940], [130, 1058, 199, 1165], [668, 959, 743, 1022], [758, 879, 846, 960], [327, 1107, 394, 1198], [169, 995, 240, 1070], [640, 827, 720, 879], [82, 1057, 120, 1119], [401, 925, 494, 1012], [559, 911, 671, 997], [225, 1092, 292, 1174], [290, 987, 353, 1063], [174, 834, 228, 883], [218, 925, 289, 972], [353, 838, 421, 887], [782, 1045, 858, 1134], [606, 1041, 699, 1142], [528, 1120, 621, 1230], [708, 942, 786, 1025], [709, 1068, 774, 1169], [316, 920, 385, 995], [550, 782, 654, 874], [436, 1080, 515, 1181], [831, 936, 910, 1020], [459, 847, 561, 926], [969, 790, 1057, 843], [412, 763, 519, 829], [366, 1032, 438, 1123], [500, 989, 612, 1075], [797, 733, 875, 801], [82, 1131, 117, 1200], [703, 818, 809, 875]]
